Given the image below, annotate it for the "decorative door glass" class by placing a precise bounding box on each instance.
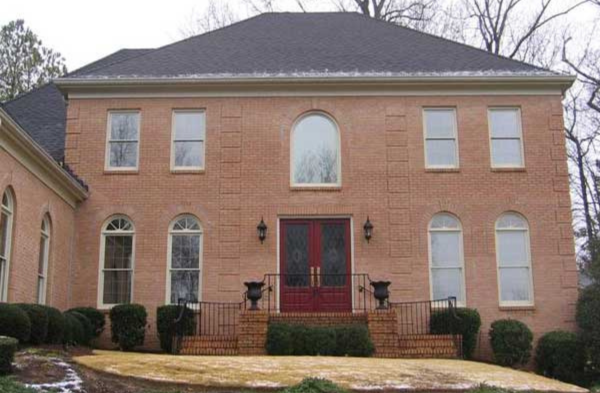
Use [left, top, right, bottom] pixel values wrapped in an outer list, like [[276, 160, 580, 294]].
[[284, 223, 310, 287], [320, 223, 346, 287]]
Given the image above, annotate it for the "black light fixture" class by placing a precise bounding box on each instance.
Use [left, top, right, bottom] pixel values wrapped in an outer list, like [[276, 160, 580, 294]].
[[257, 217, 267, 243], [363, 216, 373, 242]]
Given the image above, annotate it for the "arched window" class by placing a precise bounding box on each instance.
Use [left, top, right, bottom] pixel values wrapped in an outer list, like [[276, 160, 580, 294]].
[[37, 214, 51, 304], [428, 213, 465, 305], [0, 189, 14, 302], [291, 112, 341, 186], [495, 213, 533, 306], [167, 215, 203, 303], [99, 216, 135, 307]]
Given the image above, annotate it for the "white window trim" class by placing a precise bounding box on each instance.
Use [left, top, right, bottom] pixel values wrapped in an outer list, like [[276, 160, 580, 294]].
[[0, 190, 14, 302], [495, 214, 535, 307], [170, 110, 206, 172], [37, 215, 51, 305], [488, 107, 525, 169], [422, 108, 460, 169], [427, 214, 467, 307], [97, 215, 136, 309], [290, 112, 342, 188], [104, 111, 141, 171], [165, 215, 204, 304]]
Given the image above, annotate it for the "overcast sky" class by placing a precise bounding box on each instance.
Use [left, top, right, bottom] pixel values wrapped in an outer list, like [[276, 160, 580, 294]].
[[2, 0, 596, 71]]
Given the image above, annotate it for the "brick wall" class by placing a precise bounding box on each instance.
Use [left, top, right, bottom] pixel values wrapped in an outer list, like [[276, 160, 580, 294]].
[[65, 94, 578, 357], [0, 150, 76, 309]]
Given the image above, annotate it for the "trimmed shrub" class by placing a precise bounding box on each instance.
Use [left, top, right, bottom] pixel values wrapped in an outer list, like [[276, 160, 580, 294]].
[[576, 284, 600, 372], [0, 336, 18, 375], [67, 307, 105, 338], [266, 323, 374, 357], [63, 312, 84, 346], [66, 311, 93, 346], [109, 304, 147, 351], [535, 330, 585, 383], [489, 319, 533, 367], [281, 378, 349, 393], [0, 304, 31, 343], [334, 325, 374, 357], [15, 304, 48, 345], [41, 306, 65, 344], [430, 308, 481, 359], [156, 305, 194, 353]]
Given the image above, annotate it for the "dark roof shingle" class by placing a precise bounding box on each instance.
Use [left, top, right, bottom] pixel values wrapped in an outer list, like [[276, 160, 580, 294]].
[[67, 12, 549, 80]]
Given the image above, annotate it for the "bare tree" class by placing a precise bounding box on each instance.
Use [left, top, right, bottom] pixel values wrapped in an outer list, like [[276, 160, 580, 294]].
[[180, 0, 239, 37]]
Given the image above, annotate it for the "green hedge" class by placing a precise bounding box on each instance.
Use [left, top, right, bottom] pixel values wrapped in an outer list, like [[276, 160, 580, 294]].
[[40, 306, 65, 344], [63, 312, 85, 346], [576, 284, 600, 372], [430, 308, 481, 359], [0, 336, 18, 376], [266, 324, 374, 357], [0, 304, 31, 343], [66, 311, 93, 346], [489, 319, 533, 367], [535, 330, 585, 384], [110, 304, 147, 351], [67, 307, 105, 338], [156, 305, 194, 353], [15, 304, 48, 345], [281, 378, 349, 393]]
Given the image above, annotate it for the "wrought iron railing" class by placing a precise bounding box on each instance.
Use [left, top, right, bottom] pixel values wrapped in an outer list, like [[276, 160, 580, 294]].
[[244, 273, 376, 313], [390, 297, 458, 336]]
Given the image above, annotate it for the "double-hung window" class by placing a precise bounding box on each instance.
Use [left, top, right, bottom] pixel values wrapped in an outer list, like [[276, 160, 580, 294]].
[[167, 215, 203, 303], [37, 215, 51, 304], [99, 216, 135, 307], [0, 190, 14, 302], [489, 108, 524, 168], [423, 108, 458, 168], [106, 111, 140, 170], [171, 111, 206, 170]]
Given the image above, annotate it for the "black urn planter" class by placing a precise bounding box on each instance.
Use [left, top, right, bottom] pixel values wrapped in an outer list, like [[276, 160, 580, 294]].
[[370, 280, 391, 309], [244, 281, 265, 310]]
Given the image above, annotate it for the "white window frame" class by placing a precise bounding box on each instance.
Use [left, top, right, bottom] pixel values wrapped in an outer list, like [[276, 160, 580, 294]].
[[428, 213, 467, 307], [104, 110, 141, 171], [165, 215, 203, 304], [290, 112, 342, 188], [0, 189, 14, 302], [488, 107, 525, 169], [37, 215, 51, 305], [97, 215, 136, 309], [170, 110, 206, 171], [495, 213, 535, 307], [423, 108, 459, 169]]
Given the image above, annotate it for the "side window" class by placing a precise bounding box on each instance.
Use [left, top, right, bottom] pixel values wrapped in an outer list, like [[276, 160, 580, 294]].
[[171, 111, 206, 171], [106, 111, 140, 170], [99, 216, 135, 307], [489, 108, 524, 168], [495, 213, 534, 306], [0, 189, 14, 302], [37, 214, 51, 304], [167, 215, 203, 303], [423, 108, 459, 168], [428, 213, 465, 305]]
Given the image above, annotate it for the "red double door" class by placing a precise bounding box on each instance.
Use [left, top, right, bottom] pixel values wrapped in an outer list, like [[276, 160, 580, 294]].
[[279, 219, 352, 312]]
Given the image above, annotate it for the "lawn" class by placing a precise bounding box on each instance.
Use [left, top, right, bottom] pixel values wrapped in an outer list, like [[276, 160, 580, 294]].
[[74, 350, 588, 392]]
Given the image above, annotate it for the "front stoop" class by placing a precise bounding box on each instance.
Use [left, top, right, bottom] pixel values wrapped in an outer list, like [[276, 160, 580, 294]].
[[397, 335, 460, 358], [180, 335, 238, 356]]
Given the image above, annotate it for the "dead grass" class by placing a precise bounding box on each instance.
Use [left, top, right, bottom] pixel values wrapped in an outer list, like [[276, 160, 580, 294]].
[[73, 350, 588, 392]]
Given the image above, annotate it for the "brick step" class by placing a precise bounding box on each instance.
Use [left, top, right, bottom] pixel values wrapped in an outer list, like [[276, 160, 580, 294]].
[[180, 347, 239, 356], [180, 335, 239, 355]]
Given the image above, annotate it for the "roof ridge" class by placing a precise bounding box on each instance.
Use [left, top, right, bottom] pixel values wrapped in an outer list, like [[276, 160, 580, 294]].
[[345, 12, 554, 74], [66, 13, 269, 78]]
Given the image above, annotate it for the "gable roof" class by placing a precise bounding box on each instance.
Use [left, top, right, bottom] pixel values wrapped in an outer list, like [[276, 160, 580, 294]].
[[65, 12, 554, 81], [1, 49, 152, 161]]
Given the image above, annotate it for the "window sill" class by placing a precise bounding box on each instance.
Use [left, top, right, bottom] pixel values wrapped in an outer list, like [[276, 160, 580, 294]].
[[171, 169, 206, 175], [425, 168, 460, 173], [491, 167, 526, 173], [290, 186, 342, 192], [499, 305, 535, 311], [103, 170, 139, 175]]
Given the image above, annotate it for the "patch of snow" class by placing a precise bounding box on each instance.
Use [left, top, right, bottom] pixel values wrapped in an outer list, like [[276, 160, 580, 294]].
[[25, 358, 83, 393]]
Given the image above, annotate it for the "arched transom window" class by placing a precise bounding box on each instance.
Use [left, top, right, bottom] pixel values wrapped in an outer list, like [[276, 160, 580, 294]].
[[495, 213, 533, 306], [167, 215, 203, 303], [291, 113, 341, 186], [428, 213, 465, 305], [0, 190, 14, 302], [99, 216, 135, 307], [37, 214, 51, 304]]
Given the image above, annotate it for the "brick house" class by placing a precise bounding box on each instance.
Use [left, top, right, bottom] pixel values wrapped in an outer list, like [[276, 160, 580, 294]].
[[0, 13, 579, 358]]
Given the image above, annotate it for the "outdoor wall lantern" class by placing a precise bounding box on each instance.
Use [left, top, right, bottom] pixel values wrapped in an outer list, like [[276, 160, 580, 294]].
[[257, 217, 268, 243], [363, 216, 373, 242]]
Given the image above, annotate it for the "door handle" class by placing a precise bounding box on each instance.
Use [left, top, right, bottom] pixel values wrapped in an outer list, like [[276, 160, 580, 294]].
[[310, 267, 315, 287], [316, 267, 320, 287]]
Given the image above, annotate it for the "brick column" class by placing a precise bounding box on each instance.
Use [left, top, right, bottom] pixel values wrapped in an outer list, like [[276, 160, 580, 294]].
[[238, 311, 269, 355], [367, 309, 399, 358]]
